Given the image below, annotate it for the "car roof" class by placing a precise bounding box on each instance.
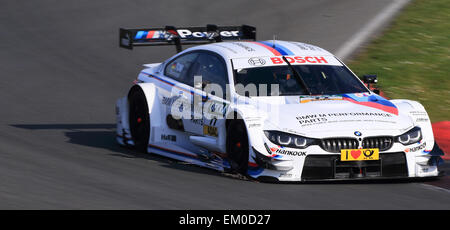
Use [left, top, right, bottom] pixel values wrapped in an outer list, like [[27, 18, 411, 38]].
[[182, 40, 334, 59]]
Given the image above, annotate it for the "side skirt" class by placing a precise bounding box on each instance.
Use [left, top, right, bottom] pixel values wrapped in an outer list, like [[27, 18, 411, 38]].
[[147, 143, 229, 172]]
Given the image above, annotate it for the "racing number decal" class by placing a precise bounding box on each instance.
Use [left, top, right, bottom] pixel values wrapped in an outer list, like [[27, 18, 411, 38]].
[[209, 117, 218, 126]]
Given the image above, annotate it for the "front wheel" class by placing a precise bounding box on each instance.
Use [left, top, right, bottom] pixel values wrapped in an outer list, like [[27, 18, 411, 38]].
[[226, 119, 249, 174]]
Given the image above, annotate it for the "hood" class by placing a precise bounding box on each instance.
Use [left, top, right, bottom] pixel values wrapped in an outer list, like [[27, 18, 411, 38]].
[[249, 93, 414, 138]]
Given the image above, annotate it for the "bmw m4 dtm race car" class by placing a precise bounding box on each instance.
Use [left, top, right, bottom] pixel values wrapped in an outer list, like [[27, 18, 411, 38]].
[[116, 24, 444, 182]]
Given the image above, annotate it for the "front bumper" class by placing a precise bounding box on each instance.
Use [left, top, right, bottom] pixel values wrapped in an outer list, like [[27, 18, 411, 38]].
[[249, 144, 442, 182], [301, 152, 408, 181]]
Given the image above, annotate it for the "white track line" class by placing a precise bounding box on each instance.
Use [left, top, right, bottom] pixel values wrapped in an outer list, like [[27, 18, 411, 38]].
[[421, 183, 450, 194], [335, 0, 410, 60]]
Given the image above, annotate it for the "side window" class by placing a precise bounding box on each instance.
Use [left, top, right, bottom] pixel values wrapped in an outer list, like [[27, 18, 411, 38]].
[[190, 53, 228, 98], [164, 53, 199, 85]]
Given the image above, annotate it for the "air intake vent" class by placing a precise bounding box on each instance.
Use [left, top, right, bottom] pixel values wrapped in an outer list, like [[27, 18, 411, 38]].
[[320, 138, 358, 153], [362, 136, 393, 151], [320, 136, 394, 153]]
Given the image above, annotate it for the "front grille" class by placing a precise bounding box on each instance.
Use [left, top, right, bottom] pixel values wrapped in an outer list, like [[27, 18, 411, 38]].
[[320, 138, 358, 153], [301, 152, 408, 180], [320, 136, 393, 153], [362, 136, 393, 151]]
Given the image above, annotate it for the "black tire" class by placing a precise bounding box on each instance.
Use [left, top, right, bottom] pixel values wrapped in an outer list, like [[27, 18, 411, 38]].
[[128, 88, 150, 152], [226, 119, 249, 174]]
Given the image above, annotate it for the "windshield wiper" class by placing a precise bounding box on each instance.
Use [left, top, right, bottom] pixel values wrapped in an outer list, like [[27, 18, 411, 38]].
[[281, 56, 312, 95]]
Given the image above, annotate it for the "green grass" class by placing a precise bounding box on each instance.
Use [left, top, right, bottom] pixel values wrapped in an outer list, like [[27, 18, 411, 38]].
[[347, 0, 450, 122]]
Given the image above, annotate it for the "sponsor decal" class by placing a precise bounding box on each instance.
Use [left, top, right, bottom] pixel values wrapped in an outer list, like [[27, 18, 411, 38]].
[[161, 134, 177, 142], [287, 41, 323, 51], [178, 29, 239, 38], [296, 112, 393, 126], [231, 42, 256, 52], [250, 41, 289, 56], [134, 29, 240, 40], [203, 125, 218, 137], [409, 111, 429, 123], [341, 148, 379, 161], [415, 118, 429, 122], [190, 118, 204, 126], [248, 57, 266, 66], [244, 117, 261, 121], [162, 95, 182, 106], [178, 30, 212, 39], [410, 111, 427, 116], [249, 41, 294, 56], [135, 30, 179, 40], [203, 101, 228, 117], [231, 55, 342, 69], [405, 142, 427, 153], [288, 41, 308, 50], [279, 173, 293, 178], [342, 93, 398, 115], [248, 123, 261, 128], [271, 56, 328, 64], [211, 43, 238, 54], [270, 146, 306, 157], [354, 93, 370, 97], [296, 114, 328, 125]]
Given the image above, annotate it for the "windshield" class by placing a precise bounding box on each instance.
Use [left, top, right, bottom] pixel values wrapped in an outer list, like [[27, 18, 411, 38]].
[[233, 65, 368, 96]]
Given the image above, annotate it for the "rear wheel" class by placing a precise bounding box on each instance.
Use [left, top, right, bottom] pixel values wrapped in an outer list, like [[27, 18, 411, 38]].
[[226, 119, 249, 174], [128, 88, 150, 152]]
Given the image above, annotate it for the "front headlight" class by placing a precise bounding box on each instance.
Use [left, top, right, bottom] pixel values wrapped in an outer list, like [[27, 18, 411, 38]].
[[264, 130, 316, 148], [396, 127, 422, 145]]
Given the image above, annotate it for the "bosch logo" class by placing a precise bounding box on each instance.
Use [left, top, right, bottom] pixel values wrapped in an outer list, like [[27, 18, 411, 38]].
[[354, 131, 362, 136], [248, 57, 266, 66]]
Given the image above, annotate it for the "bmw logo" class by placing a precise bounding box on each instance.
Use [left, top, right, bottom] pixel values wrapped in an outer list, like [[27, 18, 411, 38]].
[[354, 131, 362, 136]]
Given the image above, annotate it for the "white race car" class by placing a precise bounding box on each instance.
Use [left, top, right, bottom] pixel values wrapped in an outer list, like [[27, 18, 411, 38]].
[[116, 25, 444, 181]]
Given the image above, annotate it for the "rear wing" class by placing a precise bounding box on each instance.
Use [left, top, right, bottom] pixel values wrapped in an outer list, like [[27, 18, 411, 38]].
[[119, 24, 256, 52]]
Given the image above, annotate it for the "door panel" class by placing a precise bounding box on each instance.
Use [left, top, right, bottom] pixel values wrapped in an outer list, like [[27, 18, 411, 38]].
[[188, 52, 229, 139], [160, 52, 199, 133]]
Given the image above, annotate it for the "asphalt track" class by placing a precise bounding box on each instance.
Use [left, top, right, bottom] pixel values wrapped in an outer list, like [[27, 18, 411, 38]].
[[1, 0, 449, 209]]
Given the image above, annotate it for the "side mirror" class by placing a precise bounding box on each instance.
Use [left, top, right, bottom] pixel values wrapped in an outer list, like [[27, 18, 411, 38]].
[[362, 74, 378, 92], [363, 75, 378, 84]]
